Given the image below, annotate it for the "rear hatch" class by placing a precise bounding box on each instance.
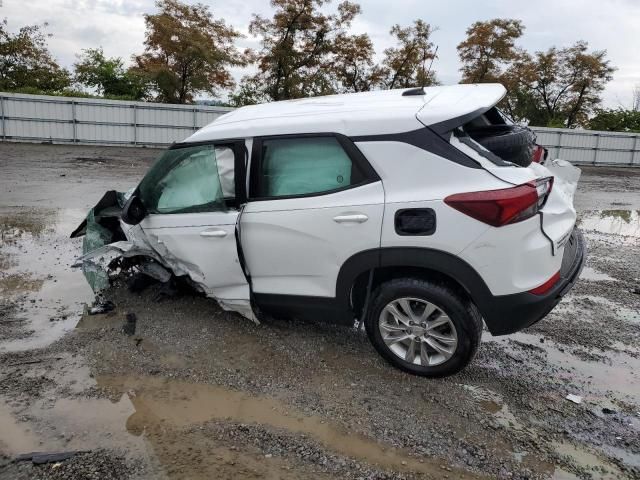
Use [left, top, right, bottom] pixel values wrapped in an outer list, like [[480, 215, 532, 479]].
[[416, 84, 579, 256]]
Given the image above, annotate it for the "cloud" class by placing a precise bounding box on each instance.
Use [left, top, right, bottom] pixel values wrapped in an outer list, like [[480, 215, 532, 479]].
[[1, 0, 638, 107]]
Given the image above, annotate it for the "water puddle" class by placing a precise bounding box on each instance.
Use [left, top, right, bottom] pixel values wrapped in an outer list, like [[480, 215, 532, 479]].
[[578, 209, 640, 243], [90, 375, 469, 477], [0, 401, 40, 455], [552, 441, 622, 479], [488, 332, 640, 405], [0, 207, 93, 352], [460, 384, 529, 432]]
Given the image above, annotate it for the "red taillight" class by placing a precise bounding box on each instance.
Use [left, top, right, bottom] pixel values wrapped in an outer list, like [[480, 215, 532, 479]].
[[529, 271, 560, 295], [444, 177, 553, 227], [532, 145, 546, 163]]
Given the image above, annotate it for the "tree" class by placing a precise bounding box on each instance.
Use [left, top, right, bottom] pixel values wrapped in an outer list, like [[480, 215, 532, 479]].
[[588, 108, 640, 132], [632, 84, 640, 112], [379, 20, 438, 89], [133, 0, 248, 104], [0, 19, 70, 92], [330, 33, 383, 93], [457, 19, 524, 83], [74, 48, 148, 100], [504, 42, 615, 127], [235, 0, 362, 105]]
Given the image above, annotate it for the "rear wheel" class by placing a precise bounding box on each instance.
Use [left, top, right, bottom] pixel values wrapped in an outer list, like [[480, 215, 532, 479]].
[[364, 278, 482, 377]]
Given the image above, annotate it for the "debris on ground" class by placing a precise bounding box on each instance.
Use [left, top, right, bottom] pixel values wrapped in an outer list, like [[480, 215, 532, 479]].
[[88, 299, 115, 315], [15, 450, 90, 464], [123, 312, 136, 336], [565, 394, 583, 404]]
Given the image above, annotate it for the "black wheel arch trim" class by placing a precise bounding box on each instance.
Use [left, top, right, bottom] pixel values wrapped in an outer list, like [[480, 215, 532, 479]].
[[336, 247, 494, 319]]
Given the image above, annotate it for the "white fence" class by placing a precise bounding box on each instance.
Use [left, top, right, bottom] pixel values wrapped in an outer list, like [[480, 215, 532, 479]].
[[1, 92, 639, 165], [531, 126, 640, 166], [0, 92, 232, 147]]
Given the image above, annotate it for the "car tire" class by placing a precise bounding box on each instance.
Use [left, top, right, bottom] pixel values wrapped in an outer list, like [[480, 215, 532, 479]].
[[467, 124, 535, 167], [364, 278, 482, 377]]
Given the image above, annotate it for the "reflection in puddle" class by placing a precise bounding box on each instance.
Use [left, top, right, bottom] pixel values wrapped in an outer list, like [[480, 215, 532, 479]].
[[0, 207, 93, 352], [579, 210, 640, 238]]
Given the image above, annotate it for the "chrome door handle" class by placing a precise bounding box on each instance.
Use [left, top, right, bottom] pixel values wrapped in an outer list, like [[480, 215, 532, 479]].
[[200, 228, 228, 238], [333, 213, 368, 224]]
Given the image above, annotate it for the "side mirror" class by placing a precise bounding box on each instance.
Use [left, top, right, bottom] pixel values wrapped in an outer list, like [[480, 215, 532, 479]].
[[121, 195, 147, 225]]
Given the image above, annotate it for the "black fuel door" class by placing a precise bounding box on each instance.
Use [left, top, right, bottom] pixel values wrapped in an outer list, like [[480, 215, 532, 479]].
[[394, 208, 436, 236]]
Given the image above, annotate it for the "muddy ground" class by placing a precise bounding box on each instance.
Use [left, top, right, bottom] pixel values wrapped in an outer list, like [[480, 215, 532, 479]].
[[0, 142, 639, 480]]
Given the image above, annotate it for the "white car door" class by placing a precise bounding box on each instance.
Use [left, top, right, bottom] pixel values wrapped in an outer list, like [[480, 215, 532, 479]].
[[136, 142, 251, 316], [240, 134, 384, 301]]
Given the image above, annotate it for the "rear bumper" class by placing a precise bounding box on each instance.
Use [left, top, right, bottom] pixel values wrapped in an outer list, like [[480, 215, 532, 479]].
[[482, 228, 586, 335]]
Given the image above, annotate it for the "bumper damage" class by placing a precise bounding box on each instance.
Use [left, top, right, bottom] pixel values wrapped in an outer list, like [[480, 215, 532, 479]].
[[482, 227, 586, 335]]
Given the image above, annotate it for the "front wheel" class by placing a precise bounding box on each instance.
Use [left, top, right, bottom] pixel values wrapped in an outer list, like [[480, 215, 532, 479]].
[[364, 278, 482, 377]]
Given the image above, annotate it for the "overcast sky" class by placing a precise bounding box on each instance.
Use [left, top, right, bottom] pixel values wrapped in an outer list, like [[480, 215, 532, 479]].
[[2, 0, 638, 107]]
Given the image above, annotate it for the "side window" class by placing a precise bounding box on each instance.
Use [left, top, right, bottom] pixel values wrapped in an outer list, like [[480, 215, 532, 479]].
[[139, 144, 234, 214], [256, 136, 366, 198]]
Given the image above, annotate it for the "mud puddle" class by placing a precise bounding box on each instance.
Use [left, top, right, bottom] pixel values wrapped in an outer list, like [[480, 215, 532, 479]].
[[488, 331, 640, 405], [578, 209, 640, 242], [0, 207, 93, 352], [83, 375, 474, 477]]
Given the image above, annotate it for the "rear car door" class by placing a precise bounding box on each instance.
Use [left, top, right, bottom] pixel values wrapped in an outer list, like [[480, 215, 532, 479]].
[[240, 134, 384, 315], [136, 141, 251, 313]]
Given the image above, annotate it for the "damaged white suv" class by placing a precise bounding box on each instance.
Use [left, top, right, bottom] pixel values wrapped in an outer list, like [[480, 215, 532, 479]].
[[73, 84, 585, 377]]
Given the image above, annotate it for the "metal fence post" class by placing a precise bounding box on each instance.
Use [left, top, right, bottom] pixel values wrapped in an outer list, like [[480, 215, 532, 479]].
[[71, 100, 77, 143], [556, 130, 563, 160], [132, 104, 137, 146], [0, 95, 5, 140], [632, 135, 639, 166], [593, 133, 600, 165], [192, 107, 198, 132]]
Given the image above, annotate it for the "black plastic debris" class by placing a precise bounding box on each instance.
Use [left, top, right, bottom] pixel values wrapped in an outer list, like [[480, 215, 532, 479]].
[[15, 450, 90, 464], [123, 312, 137, 336], [89, 300, 115, 315], [127, 272, 159, 293]]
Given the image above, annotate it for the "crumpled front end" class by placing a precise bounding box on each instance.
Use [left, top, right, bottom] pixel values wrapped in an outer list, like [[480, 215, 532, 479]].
[[71, 191, 256, 322]]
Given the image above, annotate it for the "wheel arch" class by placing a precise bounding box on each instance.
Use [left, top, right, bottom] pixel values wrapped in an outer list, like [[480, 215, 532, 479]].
[[337, 247, 494, 320]]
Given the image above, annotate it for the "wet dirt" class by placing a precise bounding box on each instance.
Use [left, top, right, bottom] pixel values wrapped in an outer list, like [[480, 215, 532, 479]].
[[1, 142, 639, 480]]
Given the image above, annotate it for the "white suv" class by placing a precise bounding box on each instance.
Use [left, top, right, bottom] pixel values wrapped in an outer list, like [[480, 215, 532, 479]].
[[75, 84, 586, 377]]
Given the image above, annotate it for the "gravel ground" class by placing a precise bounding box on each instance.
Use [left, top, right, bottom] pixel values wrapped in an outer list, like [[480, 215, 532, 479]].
[[1, 142, 639, 480]]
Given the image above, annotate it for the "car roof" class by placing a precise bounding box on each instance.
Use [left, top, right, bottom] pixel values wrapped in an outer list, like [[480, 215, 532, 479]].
[[185, 83, 506, 142]]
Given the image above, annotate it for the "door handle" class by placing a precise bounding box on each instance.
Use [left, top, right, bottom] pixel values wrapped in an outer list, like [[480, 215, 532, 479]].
[[200, 228, 228, 238], [333, 213, 368, 224]]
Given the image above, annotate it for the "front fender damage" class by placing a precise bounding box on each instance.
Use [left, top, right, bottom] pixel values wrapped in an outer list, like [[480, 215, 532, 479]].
[[71, 191, 256, 322]]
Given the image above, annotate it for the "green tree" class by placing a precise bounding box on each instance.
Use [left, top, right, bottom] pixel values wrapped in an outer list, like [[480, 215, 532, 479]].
[[74, 48, 148, 100], [378, 20, 438, 89], [588, 109, 640, 132], [234, 0, 362, 105], [133, 0, 249, 104], [0, 19, 70, 92], [504, 42, 615, 127], [330, 32, 382, 93], [457, 18, 524, 83]]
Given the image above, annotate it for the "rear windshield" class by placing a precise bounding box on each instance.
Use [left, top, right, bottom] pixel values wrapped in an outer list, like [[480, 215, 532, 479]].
[[455, 107, 535, 167]]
